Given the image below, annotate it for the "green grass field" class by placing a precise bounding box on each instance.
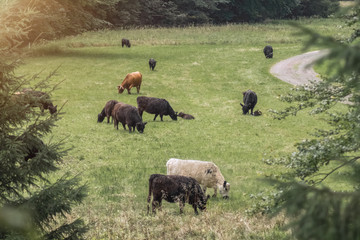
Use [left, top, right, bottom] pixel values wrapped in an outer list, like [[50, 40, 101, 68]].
[[17, 18, 352, 239]]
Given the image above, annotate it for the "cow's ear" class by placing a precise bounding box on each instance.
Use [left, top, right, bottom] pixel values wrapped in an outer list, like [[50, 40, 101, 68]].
[[223, 181, 227, 188], [240, 103, 244, 107], [144, 122, 147, 125]]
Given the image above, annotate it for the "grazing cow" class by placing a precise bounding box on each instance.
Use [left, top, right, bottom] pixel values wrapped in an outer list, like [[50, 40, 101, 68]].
[[177, 112, 195, 120], [149, 58, 157, 71], [117, 71, 142, 94], [112, 103, 147, 133], [14, 89, 57, 114], [263, 45, 273, 58], [137, 96, 177, 121], [147, 174, 209, 215], [167, 158, 230, 199], [98, 100, 119, 123], [240, 90, 257, 115], [122, 38, 131, 48]]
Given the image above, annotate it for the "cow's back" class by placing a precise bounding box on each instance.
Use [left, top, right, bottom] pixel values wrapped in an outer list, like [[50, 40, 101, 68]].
[[243, 90, 257, 106], [167, 158, 218, 187], [122, 72, 142, 86]]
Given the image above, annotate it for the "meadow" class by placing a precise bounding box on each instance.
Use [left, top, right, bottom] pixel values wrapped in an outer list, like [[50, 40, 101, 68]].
[[17, 18, 352, 239]]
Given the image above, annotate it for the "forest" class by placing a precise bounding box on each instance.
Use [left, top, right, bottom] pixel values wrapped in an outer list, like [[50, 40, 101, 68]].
[[1, 0, 340, 48]]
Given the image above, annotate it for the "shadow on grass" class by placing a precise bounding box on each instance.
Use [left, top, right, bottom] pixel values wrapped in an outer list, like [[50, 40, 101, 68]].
[[30, 47, 146, 61]]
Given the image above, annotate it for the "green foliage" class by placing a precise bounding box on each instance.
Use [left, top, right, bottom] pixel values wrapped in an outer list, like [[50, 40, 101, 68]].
[[0, 18, 87, 239], [292, 0, 340, 18], [267, 3, 360, 240], [0, 0, 343, 49]]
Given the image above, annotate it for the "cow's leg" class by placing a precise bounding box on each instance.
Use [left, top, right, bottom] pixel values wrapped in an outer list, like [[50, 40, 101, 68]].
[[107, 116, 110, 123], [193, 204, 199, 215], [127, 88, 131, 94], [179, 201, 185, 214], [152, 200, 159, 214], [122, 123, 126, 130], [136, 86, 140, 94], [153, 114, 158, 121], [160, 114, 163, 121], [212, 187, 217, 198], [250, 107, 254, 115], [114, 119, 118, 129]]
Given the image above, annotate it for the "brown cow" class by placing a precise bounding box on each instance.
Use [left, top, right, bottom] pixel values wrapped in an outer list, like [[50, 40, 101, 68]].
[[177, 112, 195, 120], [14, 89, 57, 114], [122, 38, 131, 48], [112, 102, 147, 133], [147, 174, 209, 215], [117, 71, 142, 94], [98, 100, 119, 123]]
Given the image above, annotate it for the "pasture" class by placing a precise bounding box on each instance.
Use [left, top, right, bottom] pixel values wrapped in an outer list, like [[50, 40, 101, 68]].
[[17, 18, 351, 239]]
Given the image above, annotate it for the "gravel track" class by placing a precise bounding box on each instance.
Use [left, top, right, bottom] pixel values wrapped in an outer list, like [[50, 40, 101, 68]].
[[270, 50, 329, 86]]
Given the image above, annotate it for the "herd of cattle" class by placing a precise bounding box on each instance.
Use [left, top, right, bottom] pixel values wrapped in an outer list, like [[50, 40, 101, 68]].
[[98, 39, 274, 214], [10, 40, 274, 214]]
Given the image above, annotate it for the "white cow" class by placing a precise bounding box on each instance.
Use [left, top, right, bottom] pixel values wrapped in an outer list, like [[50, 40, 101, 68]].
[[166, 158, 230, 199]]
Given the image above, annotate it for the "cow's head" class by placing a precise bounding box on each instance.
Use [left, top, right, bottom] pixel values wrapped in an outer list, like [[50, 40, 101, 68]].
[[118, 85, 125, 94], [49, 105, 57, 115], [219, 181, 230, 199], [197, 185, 210, 212], [98, 113, 105, 123], [177, 112, 184, 117], [170, 112, 178, 121], [240, 103, 250, 115], [136, 122, 147, 133]]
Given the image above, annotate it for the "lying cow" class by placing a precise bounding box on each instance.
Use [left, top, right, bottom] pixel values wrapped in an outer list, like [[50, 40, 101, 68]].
[[178, 112, 195, 120], [166, 158, 230, 199], [137, 96, 177, 121], [14, 89, 57, 114], [112, 103, 147, 133], [149, 58, 157, 71], [240, 90, 257, 115], [263, 45, 273, 58], [98, 100, 119, 123], [118, 71, 142, 94], [147, 174, 209, 215], [253, 110, 262, 116], [122, 38, 131, 48]]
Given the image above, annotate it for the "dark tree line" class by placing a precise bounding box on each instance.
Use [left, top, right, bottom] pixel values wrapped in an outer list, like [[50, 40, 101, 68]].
[[1, 0, 339, 48]]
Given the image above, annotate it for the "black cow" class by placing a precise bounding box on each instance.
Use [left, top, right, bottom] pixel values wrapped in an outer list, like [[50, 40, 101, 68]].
[[263, 45, 273, 58], [240, 90, 257, 115], [178, 112, 195, 120], [149, 58, 157, 71], [122, 38, 131, 48], [147, 174, 209, 215], [112, 103, 147, 133], [137, 96, 177, 121], [98, 100, 119, 123]]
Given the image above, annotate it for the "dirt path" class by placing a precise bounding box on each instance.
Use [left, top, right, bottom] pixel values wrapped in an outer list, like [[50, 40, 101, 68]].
[[270, 50, 329, 86]]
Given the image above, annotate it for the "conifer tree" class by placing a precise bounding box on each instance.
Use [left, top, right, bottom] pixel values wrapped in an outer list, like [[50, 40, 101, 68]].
[[0, 4, 87, 239], [269, 2, 360, 239]]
